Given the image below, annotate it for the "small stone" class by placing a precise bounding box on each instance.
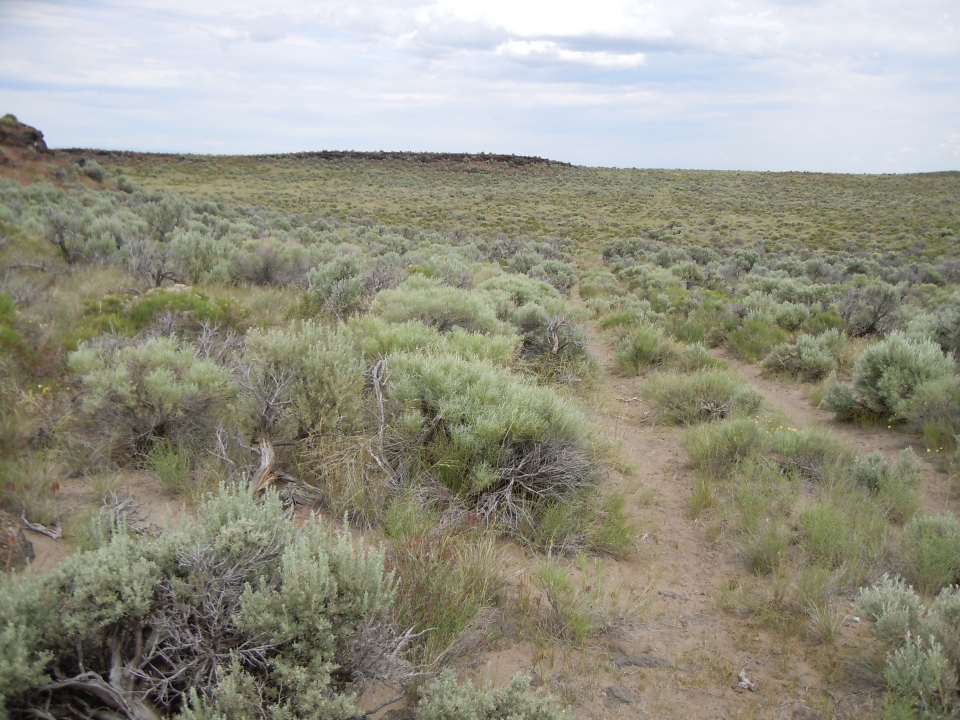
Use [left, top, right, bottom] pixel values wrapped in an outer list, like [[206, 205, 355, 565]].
[[792, 708, 813, 719], [605, 683, 636, 704], [616, 655, 672, 669], [737, 668, 757, 692]]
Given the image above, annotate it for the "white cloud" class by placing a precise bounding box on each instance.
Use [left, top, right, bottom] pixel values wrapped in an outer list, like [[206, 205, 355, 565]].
[[0, 0, 957, 171], [495, 40, 645, 68]]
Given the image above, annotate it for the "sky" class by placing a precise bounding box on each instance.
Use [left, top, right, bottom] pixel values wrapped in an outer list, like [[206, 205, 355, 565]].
[[0, 0, 958, 172]]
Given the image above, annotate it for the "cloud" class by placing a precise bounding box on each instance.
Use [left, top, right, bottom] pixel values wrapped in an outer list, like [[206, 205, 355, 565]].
[[494, 40, 645, 69], [0, 0, 957, 171]]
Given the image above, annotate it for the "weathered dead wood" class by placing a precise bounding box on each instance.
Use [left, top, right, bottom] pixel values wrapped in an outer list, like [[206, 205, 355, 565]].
[[250, 436, 277, 495], [37, 673, 162, 720], [20, 513, 62, 539]]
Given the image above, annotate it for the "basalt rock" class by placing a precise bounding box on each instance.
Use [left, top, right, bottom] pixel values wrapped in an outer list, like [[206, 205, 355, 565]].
[[0, 114, 48, 152]]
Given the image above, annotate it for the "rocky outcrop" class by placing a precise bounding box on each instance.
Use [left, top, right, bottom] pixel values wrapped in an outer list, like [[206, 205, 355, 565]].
[[0, 114, 48, 152]]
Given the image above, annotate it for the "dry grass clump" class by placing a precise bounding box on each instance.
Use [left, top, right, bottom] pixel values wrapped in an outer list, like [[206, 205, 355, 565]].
[[642, 370, 765, 426], [683, 418, 768, 479], [389, 531, 508, 667]]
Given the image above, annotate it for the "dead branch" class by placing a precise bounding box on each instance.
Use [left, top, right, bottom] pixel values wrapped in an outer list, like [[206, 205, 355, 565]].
[[250, 437, 277, 495], [37, 672, 162, 720], [20, 513, 62, 539]]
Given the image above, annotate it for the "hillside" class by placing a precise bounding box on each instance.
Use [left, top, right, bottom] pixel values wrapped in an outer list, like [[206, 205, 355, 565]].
[[1, 119, 959, 720]]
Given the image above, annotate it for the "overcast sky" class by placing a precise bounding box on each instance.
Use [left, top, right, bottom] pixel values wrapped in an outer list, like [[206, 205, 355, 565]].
[[0, 0, 958, 172]]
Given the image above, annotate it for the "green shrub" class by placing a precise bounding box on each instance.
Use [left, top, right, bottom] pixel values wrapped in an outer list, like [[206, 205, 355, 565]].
[[147, 440, 195, 496], [689, 476, 716, 519], [68, 337, 235, 462], [372, 277, 512, 336], [242, 320, 365, 439], [642, 370, 765, 426], [774, 302, 811, 331], [129, 289, 244, 331], [308, 254, 368, 318], [822, 373, 859, 420], [840, 278, 902, 337], [900, 515, 960, 597], [672, 342, 726, 373], [599, 310, 644, 330], [667, 316, 707, 344], [0, 486, 397, 719], [415, 669, 571, 720], [904, 376, 960, 452], [348, 316, 519, 366], [741, 520, 791, 574], [528, 553, 635, 647], [727, 466, 797, 573], [762, 330, 846, 382], [854, 449, 923, 523], [803, 308, 847, 335], [614, 324, 675, 375], [726, 315, 787, 362], [80, 160, 106, 183], [385, 353, 597, 533], [854, 333, 955, 418], [857, 575, 960, 718], [682, 418, 768, 479], [772, 426, 851, 483], [532, 259, 577, 294]]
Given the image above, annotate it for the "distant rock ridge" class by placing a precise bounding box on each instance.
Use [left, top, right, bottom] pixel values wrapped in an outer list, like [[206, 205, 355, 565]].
[[62, 147, 572, 167], [0, 114, 48, 152]]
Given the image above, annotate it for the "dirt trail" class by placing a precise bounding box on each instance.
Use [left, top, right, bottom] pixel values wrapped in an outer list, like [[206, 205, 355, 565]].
[[474, 302, 871, 720], [485, 316, 954, 719], [576, 322, 830, 719], [716, 349, 956, 517]]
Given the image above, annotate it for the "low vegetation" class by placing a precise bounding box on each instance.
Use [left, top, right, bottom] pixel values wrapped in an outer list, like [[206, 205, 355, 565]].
[[1, 136, 958, 719]]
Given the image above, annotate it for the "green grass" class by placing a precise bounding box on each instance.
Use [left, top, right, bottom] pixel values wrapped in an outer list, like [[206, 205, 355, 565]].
[[614, 324, 675, 375], [899, 515, 960, 597], [109, 154, 960, 259], [642, 370, 765, 426], [726, 315, 788, 363], [683, 418, 768, 479], [391, 532, 507, 666]]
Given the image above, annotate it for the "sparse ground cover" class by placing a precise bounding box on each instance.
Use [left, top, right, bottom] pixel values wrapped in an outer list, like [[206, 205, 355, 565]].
[[0, 128, 959, 719]]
